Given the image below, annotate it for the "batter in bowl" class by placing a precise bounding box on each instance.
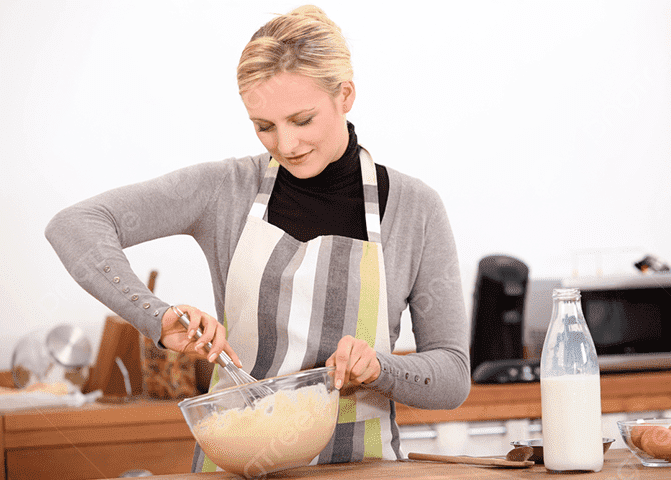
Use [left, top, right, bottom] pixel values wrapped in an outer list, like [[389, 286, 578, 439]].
[[193, 383, 339, 477]]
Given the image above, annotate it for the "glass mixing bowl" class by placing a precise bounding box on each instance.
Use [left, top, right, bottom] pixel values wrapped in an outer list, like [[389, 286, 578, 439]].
[[618, 418, 671, 467], [179, 366, 339, 478]]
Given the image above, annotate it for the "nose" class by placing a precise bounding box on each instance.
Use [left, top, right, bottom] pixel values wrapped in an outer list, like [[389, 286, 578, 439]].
[[276, 125, 299, 156]]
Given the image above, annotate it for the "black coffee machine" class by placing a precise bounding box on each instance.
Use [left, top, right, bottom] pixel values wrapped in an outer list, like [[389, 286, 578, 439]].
[[470, 255, 535, 383]]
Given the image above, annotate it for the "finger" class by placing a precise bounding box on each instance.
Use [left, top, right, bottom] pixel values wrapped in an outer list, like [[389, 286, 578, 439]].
[[338, 337, 372, 385], [177, 305, 203, 341], [347, 356, 369, 385], [347, 341, 380, 384], [184, 311, 210, 355], [197, 314, 217, 353], [333, 338, 355, 390], [223, 342, 243, 369], [352, 358, 380, 385], [347, 349, 375, 385], [206, 323, 224, 362], [197, 318, 243, 368]]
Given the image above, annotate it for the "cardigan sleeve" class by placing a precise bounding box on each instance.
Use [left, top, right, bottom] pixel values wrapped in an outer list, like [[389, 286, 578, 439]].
[[45, 161, 230, 345], [364, 177, 471, 410]]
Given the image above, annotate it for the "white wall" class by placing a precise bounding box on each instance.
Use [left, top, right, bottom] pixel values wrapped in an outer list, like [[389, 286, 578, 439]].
[[2, 0, 670, 371]]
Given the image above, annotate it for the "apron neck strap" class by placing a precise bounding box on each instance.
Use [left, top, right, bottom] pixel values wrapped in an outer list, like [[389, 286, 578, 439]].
[[359, 148, 382, 243]]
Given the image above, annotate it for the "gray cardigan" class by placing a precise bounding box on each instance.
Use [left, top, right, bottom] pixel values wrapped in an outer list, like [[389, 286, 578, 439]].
[[45, 153, 470, 410]]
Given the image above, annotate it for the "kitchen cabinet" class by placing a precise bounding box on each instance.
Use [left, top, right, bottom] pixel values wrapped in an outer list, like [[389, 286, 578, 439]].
[[0, 399, 195, 480], [399, 417, 542, 457], [398, 370, 671, 457], [394, 370, 671, 424], [399, 411, 671, 457], [2, 370, 670, 479]]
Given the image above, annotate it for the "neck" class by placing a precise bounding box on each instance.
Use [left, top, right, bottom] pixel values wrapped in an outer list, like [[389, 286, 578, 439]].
[[330, 119, 350, 166]]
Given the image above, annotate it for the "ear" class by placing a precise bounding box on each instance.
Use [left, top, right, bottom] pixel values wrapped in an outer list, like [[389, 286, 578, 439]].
[[339, 81, 356, 114]]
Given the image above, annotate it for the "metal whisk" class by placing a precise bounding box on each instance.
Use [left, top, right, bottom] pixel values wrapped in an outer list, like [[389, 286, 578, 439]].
[[171, 306, 273, 405]]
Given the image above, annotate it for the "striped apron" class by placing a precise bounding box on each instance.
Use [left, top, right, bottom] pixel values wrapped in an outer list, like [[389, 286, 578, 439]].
[[194, 149, 401, 473]]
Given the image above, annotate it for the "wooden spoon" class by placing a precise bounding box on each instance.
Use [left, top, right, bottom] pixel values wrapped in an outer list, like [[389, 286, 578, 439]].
[[505, 445, 534, 462], [408, 447, 535, 468]]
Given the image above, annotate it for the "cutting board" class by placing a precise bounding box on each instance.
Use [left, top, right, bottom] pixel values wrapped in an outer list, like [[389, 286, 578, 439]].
[[83, 315, 143, 396]]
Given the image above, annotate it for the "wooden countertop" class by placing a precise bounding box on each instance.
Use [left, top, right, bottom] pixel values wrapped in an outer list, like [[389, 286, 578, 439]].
[[91, 450, 666, 479], [2, 398, 191, 448]]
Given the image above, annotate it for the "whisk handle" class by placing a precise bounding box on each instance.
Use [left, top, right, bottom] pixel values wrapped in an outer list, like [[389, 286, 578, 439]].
[[171, 306, 232, 370]]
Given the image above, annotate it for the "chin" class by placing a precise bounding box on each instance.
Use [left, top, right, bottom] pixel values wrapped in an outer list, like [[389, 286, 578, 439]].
[[279, 156, 329, 179], [284, 164, 323, 179]]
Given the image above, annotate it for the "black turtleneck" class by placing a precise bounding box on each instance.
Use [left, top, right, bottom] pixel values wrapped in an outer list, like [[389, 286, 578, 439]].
[[268, 123, 389, 242]]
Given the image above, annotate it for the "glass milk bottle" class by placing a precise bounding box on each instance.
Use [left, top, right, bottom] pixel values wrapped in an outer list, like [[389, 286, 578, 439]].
[[540, 288, 603, 472]]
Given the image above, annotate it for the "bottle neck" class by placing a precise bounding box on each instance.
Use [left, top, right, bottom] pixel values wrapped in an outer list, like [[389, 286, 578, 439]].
[[553, 288, 580, 302], [552, 288, 582, 320], [542, 287, 600, 377]]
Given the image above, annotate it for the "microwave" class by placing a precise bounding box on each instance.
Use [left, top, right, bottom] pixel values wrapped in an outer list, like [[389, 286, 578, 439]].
[[562, 274, 671, 373]]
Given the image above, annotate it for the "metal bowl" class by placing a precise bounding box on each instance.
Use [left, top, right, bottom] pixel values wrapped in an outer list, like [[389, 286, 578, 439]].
[[46, 324, 92, 367], [11, 325, 92, 389], [179, 366, 339, 477], [510, 438, 615, 464]]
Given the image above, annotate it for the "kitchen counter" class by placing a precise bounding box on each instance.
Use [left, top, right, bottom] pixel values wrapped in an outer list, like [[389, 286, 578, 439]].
[[2, 370, 670, 479], [91, 449, 664, 479]]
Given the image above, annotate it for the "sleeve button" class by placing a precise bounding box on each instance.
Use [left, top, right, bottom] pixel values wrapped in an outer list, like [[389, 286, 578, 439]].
[[153, 310, 160, 317], [143, 303, 150, 309], [131, 295, 139, 301]]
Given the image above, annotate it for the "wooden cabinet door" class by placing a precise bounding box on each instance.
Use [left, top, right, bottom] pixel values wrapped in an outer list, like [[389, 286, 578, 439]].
[[7, 439, 195, 479]]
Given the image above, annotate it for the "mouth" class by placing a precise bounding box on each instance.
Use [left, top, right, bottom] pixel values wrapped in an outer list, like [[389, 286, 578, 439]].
[[283, 151, 311, 165]]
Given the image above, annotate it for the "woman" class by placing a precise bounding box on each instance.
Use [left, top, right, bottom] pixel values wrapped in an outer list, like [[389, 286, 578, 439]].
[[45, 5, 470, 471]]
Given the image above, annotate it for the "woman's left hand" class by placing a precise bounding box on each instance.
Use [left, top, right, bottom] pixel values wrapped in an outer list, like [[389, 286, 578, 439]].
[[326, 335, 381, 390]]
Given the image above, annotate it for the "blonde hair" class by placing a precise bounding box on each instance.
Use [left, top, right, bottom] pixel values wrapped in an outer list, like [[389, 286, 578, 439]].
[[237, 5, 353, 97]]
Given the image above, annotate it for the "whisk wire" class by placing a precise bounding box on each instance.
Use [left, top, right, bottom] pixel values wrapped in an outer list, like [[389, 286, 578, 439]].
[[170, 306, 273, 404]]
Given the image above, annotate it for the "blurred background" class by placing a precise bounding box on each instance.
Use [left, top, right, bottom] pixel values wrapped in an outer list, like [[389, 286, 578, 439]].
[[1, 0, 670, 370]]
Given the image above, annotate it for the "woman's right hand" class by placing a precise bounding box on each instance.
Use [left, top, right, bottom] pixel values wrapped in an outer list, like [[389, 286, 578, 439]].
[[159, 305, 242, 367]]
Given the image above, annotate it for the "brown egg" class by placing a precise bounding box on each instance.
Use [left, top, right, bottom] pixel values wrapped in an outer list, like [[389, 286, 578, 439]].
[[639, 426, 671, 459], [630, 425, 656, 450]]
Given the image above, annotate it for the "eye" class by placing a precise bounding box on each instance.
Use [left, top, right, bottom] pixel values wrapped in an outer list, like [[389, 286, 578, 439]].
[[295, 117, 313, 127], [256, 123, 274, 133]]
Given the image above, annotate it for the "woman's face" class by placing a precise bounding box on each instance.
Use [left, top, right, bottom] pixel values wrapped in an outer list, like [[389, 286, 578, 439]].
[[242, 72, 355, 179]]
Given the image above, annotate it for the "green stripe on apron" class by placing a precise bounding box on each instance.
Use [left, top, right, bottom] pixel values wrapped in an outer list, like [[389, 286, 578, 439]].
[[364, 418, 383, 459], [355, 242, 379, 348], [338, 396, 357, 424]]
